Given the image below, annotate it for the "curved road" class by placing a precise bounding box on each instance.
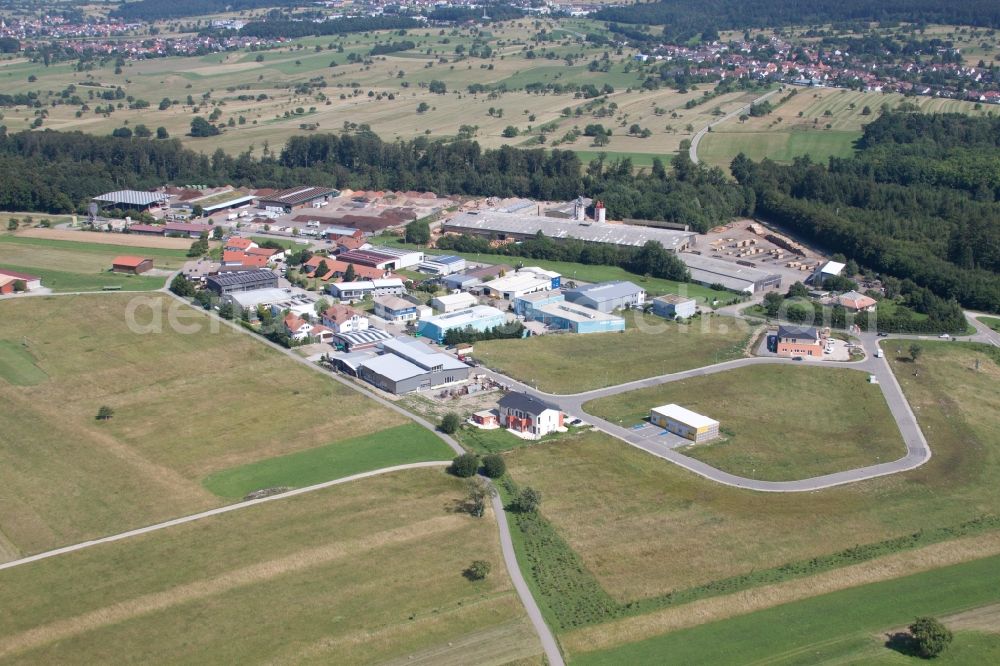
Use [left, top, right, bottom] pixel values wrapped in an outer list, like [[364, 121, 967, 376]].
[[481, 329, 932, 493], [689, 88, 781, 164]]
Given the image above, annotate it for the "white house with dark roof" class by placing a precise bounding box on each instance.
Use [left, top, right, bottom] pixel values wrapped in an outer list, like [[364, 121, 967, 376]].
[[497, 392, 564, 439]]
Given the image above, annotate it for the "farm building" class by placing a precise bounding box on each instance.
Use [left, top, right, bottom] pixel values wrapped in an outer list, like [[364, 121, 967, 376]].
[[111, 256, 154, 274], [257, 186, 338, 213], [776, 325, 824, 358], [418, 255, 466, 275], [563, 281, 646, 313], [680, 254, 782, 294], [374, 295, 419, 323], [93, 190, 169, 211], [650, 404, 720, 444], [416, 305, 507, 342], [481, 273, 551, 301], [205, 269, 279, 295], [0, 269, 41, 293], [530, 301, 626, 334], [163, 222, 214, 238], [443, 210, 696, 251], [356, 337, 471, 394], [497, 392, 564, 439], [652, 294, 697, 319], [431, 292, 478, 313], [327, 278, 405, 301]]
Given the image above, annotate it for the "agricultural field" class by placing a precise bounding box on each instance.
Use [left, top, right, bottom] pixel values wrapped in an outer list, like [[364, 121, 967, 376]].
[[573, 553, 1000, 665], [584, 365, 906, 481], [697, 86, 992, 172], [0, 468, 543, 665], [0, 19, 762, 165], [499, 343, 1000, 643], [0, 234, 190, 292], [474, 313, 753, 393], [0, 294, 427, 560]]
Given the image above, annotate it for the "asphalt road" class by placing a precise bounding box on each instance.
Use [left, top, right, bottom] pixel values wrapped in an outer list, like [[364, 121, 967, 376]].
[[689, 88, 781, 164], [481, 330, 933, 493]]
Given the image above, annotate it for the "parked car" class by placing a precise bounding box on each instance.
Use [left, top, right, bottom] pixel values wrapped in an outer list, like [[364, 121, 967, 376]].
[[939, 333, 951, 339], [877, 332, 889, 337]]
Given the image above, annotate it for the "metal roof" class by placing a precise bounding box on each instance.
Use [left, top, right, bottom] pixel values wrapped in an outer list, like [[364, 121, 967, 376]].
[[206, 269, 278, 287], [93, 190, 169, 206], [359, 354, 427, 382], [422, 254, 466, 265], [777, 325, 820, 340], [259, 186, 338, 206], [651, 404, 718, 429], [563, 280, 644, 303], [654, 294, 696, 305], [331, 278, 405, 290], [381, 337, 468, 371], [680, 254, 779, 284], [421, 305, 506, 328], [535, 301, 624, 324], [445, 211, 696, 249], [334, 328, 393, 346], [227, 288, 295, 308]]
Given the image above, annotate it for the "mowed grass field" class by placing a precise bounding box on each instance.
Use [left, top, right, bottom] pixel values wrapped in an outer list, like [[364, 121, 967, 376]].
[[697, 86, 991, 172], [979, 316, 1000, 333], [502, 343, 1000, 625], [0, 294, 419, 560], [475, 313, 752, 393], [0, 234, 189, 292], [573, 553, 1000, 665], [585, 364, 906, 481], [0, 468, 543, 665]]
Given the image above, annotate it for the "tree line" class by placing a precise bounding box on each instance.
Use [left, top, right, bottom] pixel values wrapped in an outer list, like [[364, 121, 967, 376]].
[[595, 0, 1000, 43], [111, 0, 300, 22], [239, 16, 420, 40], [733, 112, 1000, 312]]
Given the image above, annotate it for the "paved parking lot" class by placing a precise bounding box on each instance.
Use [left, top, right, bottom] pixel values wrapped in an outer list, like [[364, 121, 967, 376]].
[[626, 422, 691, 450]]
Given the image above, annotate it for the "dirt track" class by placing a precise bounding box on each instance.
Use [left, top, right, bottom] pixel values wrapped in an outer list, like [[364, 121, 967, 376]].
[[14, 228, 198, 250]]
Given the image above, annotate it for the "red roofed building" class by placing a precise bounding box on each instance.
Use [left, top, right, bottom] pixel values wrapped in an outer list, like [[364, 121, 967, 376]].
[[321, 304, 369, 333], [0, 269, 42, 293], [838, 290, 878, 312], [225, 237, 257, 252], [112, 256, 154, 274]]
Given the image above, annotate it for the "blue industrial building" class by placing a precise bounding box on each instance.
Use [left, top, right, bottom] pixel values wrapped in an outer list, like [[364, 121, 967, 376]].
[[513, 290, 565, 317], [416, 305, 507, 342], [530, 301, 625, 334]]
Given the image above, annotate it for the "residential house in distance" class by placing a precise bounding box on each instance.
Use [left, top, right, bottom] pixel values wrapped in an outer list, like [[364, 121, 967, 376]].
[[111, 256, 154, 274], [416, 305, 507, 342], [303, 255, 385, 282], [497, 392, 564, 439], [838, 290, 878, 312], [374, 294, 419, 323], [283, 313, 334, 343], [321, 304, 369, 334], [652, 294, 697, 319], [327, 278, 405, 301], [564, 281, 646, 313], [431, 292, 478, 314], [224, 237, 257, 252], [776, 324, 825, 358], [650, 404, 720, 443], [206, 269, 279, 295], [0, 269, 41, 293], [180, 259, 221, 284]]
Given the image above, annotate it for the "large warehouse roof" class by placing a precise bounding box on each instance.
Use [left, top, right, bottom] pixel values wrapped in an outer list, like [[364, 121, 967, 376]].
[[445, 211, 696, 250], [259, 186, 337, 206], [679, 254, 780, 292], [93, 190, 169, 206], [206, 269, 278, 288]]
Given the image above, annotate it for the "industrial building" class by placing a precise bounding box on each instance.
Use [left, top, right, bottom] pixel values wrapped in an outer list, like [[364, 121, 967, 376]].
[[563, 281, 646, 313], [531, 301, 626, 334], [652, 294, 697, 319], [332, 328, 393, 351], [0, 268, 41, 293], [257, 186, 338, 213], [374, 294, 419, 322], [431, 292, 478, 313], [481, 273, 552, 301], [327, 278, 405, 301], [513, 290, 564, 317], [356, 337, 472, 394], [224, 288, 301, 317], [418, 255, 467, 275], [680, 254, 781, 294], [517, 266, 561, 289], [416, 305, 507, 342], [205, 269, 279, 295], [93, 190, 169, 211], [338, 247, 423, 271], [443, 210, 696, 251], [650, 404, 720, 443]]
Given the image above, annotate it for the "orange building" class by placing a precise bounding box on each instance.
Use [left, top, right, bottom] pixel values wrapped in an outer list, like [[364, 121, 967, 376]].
[[776, 325, 824, 358]]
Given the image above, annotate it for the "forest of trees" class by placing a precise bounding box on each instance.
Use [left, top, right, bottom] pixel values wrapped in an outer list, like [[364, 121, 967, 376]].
[[733, 112, 1000, 312], [111, 0, 300, 21], [595, 0, 1000, 43], [239, 16, 420, 39]]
